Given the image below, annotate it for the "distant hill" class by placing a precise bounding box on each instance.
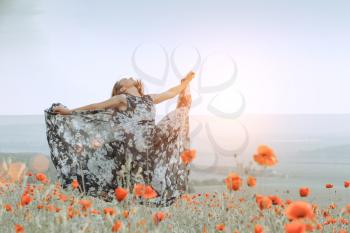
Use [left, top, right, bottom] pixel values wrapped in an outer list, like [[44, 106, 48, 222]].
[[291, 144, 350, 163], [299, 144, 350, 154]]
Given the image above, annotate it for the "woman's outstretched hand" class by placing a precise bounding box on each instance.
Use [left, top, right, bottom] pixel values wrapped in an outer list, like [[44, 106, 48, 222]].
[[181, 71, 195, 84], [176, 71, 194, 107], [52, 104, 72, 115], [136, 71, 195, 105]]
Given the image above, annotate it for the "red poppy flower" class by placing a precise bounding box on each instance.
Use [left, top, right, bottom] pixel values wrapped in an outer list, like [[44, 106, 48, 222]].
[[268, 195, 283, 206], [103, 207, 116, 216], [257, 196, 272, 210], [71, 179, 79, 189], [215, 224, 225, 231], [346, 204, 350, 214], [58, 193, 68, 202], [133, 183, 158, 199], [202, 224, 207, 233], [224, 172, 242, 191], [285, 221, 306, 233], [253, 145, 278, 167], [20, 194, 32, 206], [3, 204, 13, 212], [133, 184, 145, 197], [115, 187, 128, 202], [285, 201, 315, 221], [15, 224, 24, 233], [112, 220, 122, 232], [123, 210, 129, 218], [78, 199, 92, 211], [35, 173, 49, 184], [299, 187, 310, 197], [153, 211, 165, 224], [254, 224, 263, 233], [89, 209, 100, 215], [144, 185, 158, 199], [247, 176, 257, 187], [181, 149, 196, 165]]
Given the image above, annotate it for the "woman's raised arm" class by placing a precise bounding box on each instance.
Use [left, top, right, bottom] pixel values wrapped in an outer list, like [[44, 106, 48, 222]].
[[53, 95, 126, 115], [148, 71, 195, 104]]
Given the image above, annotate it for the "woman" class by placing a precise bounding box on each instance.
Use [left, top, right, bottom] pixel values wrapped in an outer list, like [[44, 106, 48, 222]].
[[44, 71, 195, 207]]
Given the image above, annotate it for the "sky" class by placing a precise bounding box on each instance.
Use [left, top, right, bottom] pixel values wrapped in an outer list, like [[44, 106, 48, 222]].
[[1, 0, 350, 115]]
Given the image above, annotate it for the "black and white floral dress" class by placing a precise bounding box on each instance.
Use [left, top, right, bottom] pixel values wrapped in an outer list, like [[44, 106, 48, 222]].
[[44, 86, 191, 207]]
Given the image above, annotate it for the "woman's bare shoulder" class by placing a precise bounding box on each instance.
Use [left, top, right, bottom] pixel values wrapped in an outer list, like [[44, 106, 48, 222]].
[[101, 94, 127, 111], [110, 94, 127, 102], [100, 94, 126, 107]]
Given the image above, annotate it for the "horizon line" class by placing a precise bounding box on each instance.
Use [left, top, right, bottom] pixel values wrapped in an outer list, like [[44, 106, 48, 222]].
[[2, 113, 350, 117]]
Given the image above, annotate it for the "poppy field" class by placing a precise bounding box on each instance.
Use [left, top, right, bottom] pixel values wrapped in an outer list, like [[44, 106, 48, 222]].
[[1, 145, 350, 233]]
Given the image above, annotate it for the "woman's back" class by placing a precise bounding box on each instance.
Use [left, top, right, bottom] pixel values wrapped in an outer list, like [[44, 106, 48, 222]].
[[44, 86, 192, 207], [116, 93, 155, 125]]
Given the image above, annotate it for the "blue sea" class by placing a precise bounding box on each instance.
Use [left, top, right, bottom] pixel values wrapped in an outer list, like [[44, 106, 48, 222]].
[[0, 115, 50, 154], [1, 114, 350, 185]]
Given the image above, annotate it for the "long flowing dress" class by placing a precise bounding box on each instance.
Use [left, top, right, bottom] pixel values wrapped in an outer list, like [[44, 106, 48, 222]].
[[44, 85, 191, 207]]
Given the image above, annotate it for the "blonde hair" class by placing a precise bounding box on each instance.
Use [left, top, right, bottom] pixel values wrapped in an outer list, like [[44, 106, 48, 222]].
[[111, 78, 144, 97]]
